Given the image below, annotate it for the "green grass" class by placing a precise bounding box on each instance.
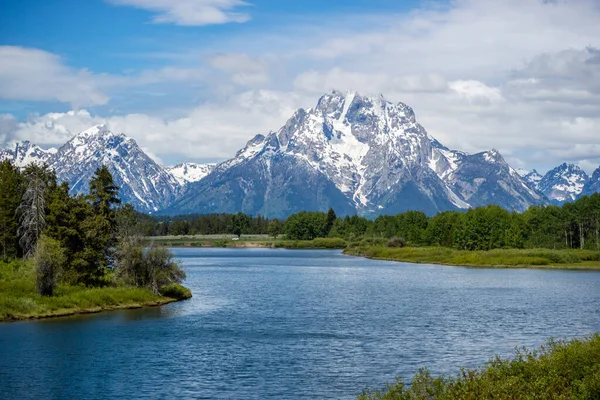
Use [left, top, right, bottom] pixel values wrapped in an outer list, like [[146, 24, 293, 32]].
[[0, 260, 186, 321], [344, 246, 600, 269], [358, 335, 600, 400]]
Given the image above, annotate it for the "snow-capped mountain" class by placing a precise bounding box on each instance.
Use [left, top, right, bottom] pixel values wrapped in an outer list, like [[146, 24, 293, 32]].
[[581, 167, 600, 199], [166, 163, 215, 185], [45, 125, 181, 212], [516, 168, 543, 187], [165, 91, 546, 218], [0, 141, 56, 168], [537, 163, 589, 204]]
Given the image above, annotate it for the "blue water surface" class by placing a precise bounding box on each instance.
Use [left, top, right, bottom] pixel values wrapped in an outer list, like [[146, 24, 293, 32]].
[[1, 248, 599, 399]]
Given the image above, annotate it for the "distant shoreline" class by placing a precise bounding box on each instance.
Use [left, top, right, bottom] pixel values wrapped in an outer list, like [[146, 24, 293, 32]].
[[343, 246, 600, 271]]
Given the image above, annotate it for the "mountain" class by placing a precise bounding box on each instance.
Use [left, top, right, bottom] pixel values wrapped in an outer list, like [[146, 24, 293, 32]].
[[45, 125, 181, 213], [0, 141, 56, 168], [166, 163, 215, 185], [439, 149, 544, 212], [537, 163, 589, 204], [516, 168, 543, 187], [581, 167, 600, 198], [164, 91, 546, 218]]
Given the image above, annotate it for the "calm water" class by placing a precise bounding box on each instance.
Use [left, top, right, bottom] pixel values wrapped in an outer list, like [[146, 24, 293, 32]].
[[2, 249, 600, 399]]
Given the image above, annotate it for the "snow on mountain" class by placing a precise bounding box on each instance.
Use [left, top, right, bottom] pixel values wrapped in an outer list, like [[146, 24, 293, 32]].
[[166, 163, 215, 185], [0, 141, 56, 168], [515, 168, 529, 177], [524, 169, 543, 187], [538, 163, 589, 203], [48, 125, 181, 212], [580, 166, 600, 199], [165, 91, 547, 217]]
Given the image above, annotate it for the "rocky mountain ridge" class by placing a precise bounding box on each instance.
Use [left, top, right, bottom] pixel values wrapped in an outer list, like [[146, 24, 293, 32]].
[[2, 91, 599, 217]]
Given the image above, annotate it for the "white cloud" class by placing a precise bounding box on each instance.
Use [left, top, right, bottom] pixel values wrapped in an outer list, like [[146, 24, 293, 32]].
[[0, 47, 111, 108], [106, 0, 251, 26], [4, 0, 600, 173], [3, 90, 307, 164]]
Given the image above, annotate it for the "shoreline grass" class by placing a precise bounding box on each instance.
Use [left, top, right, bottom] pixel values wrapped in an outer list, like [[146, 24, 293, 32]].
[[344, 246, 600, 270], [358, 335, 600, 399], [0, 260, 191, 323]]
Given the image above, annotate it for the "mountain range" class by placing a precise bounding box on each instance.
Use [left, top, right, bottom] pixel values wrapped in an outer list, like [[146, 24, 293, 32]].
[[1, 91, 599, 217]]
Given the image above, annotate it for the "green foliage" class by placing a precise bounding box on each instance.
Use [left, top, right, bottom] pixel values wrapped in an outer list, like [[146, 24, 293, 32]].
[[160, 283, 192, 300], [230, 212, 250, 238], [345, 246, 600, 269], [387, 237, 406, 248], [115, 243, 186, 295], [358, 335, 600, 400], [0, 160, 23, 260], [285, 211, 330, 240], [267, 220, 283, 239], [33, 235, 66, 296], [0, 259, 167, 320]]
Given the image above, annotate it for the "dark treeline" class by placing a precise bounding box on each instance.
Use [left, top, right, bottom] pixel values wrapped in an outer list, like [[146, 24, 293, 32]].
[[145, 194, 600, 251], [0, 160, 185, 297], [140, 212, 281, 237]]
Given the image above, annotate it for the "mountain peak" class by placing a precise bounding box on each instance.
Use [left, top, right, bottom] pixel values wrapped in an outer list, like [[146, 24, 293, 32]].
[[538, 162, 589, 203]]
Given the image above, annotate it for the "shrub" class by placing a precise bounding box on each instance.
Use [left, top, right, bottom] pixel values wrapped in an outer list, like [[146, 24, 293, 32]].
[[160, 283, 192, 300], [387, 237, 407, 248], [33, 235, 66, 296], [358, 335, 600, 400]]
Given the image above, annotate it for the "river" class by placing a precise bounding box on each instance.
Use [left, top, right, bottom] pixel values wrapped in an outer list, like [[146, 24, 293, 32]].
[[1, 248, 599, 399]]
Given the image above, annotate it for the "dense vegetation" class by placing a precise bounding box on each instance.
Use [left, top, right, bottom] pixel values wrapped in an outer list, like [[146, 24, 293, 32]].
[[145, 195, 600, 251], [358, 335, 600, 400], [345, 246, 600, 269], [0, 160, 189, 320]]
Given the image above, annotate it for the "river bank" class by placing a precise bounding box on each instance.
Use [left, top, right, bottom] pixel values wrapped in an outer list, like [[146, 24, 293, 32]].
[[0, 260, 192, 322], [359, 334, 600, 399], [344, 246, 600, 270]]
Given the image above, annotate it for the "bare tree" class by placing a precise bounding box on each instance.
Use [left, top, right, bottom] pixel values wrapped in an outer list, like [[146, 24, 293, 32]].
[[17, 167, 49, 258]]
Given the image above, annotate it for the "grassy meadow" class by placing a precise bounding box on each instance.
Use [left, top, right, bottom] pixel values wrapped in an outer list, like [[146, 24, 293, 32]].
[[344, 245, 600, 270], [0, 260, 190, 322]]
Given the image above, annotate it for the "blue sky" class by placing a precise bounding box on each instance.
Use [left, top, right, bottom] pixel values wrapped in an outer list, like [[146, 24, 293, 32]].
[[0, 0, 599, 171]]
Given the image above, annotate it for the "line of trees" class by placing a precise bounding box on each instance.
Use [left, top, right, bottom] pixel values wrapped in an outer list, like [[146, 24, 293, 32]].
[[0, 160, 185, 296], [142, 194, 600, 251]]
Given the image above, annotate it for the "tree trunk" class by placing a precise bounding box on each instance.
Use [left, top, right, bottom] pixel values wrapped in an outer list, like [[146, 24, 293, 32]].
[[580, 222, 585, 250]]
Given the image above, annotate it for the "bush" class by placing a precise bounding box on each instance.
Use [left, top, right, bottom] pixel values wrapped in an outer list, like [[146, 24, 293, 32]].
[[387, 237, 406, 248], [160, 283, 192, 300], [33, 235, 66, 296], [358, 335, 600, 400]]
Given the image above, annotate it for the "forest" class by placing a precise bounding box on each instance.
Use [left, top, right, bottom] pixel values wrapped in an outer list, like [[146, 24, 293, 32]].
[[143, 194, 600, 251], [0, 160, 189, 320]]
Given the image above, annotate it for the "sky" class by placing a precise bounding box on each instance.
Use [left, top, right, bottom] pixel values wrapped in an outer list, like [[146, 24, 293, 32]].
[[1, 0, 600, 172]]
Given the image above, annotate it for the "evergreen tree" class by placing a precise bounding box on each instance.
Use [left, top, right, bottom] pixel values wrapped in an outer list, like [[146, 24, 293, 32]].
[[326, 208, 337, 235], [0, 160, 23, 260], [88, 165, 121, 222]]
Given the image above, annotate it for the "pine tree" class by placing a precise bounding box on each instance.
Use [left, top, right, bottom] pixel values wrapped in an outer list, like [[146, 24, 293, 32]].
[[0, 160, 23, 260]]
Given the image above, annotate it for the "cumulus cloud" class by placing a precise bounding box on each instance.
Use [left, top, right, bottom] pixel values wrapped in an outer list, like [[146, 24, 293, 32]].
[[4, 0, 600, 173], [0, 47, 112, 108], [106, 0, 251, 26], [3, 90, 307, 164]]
